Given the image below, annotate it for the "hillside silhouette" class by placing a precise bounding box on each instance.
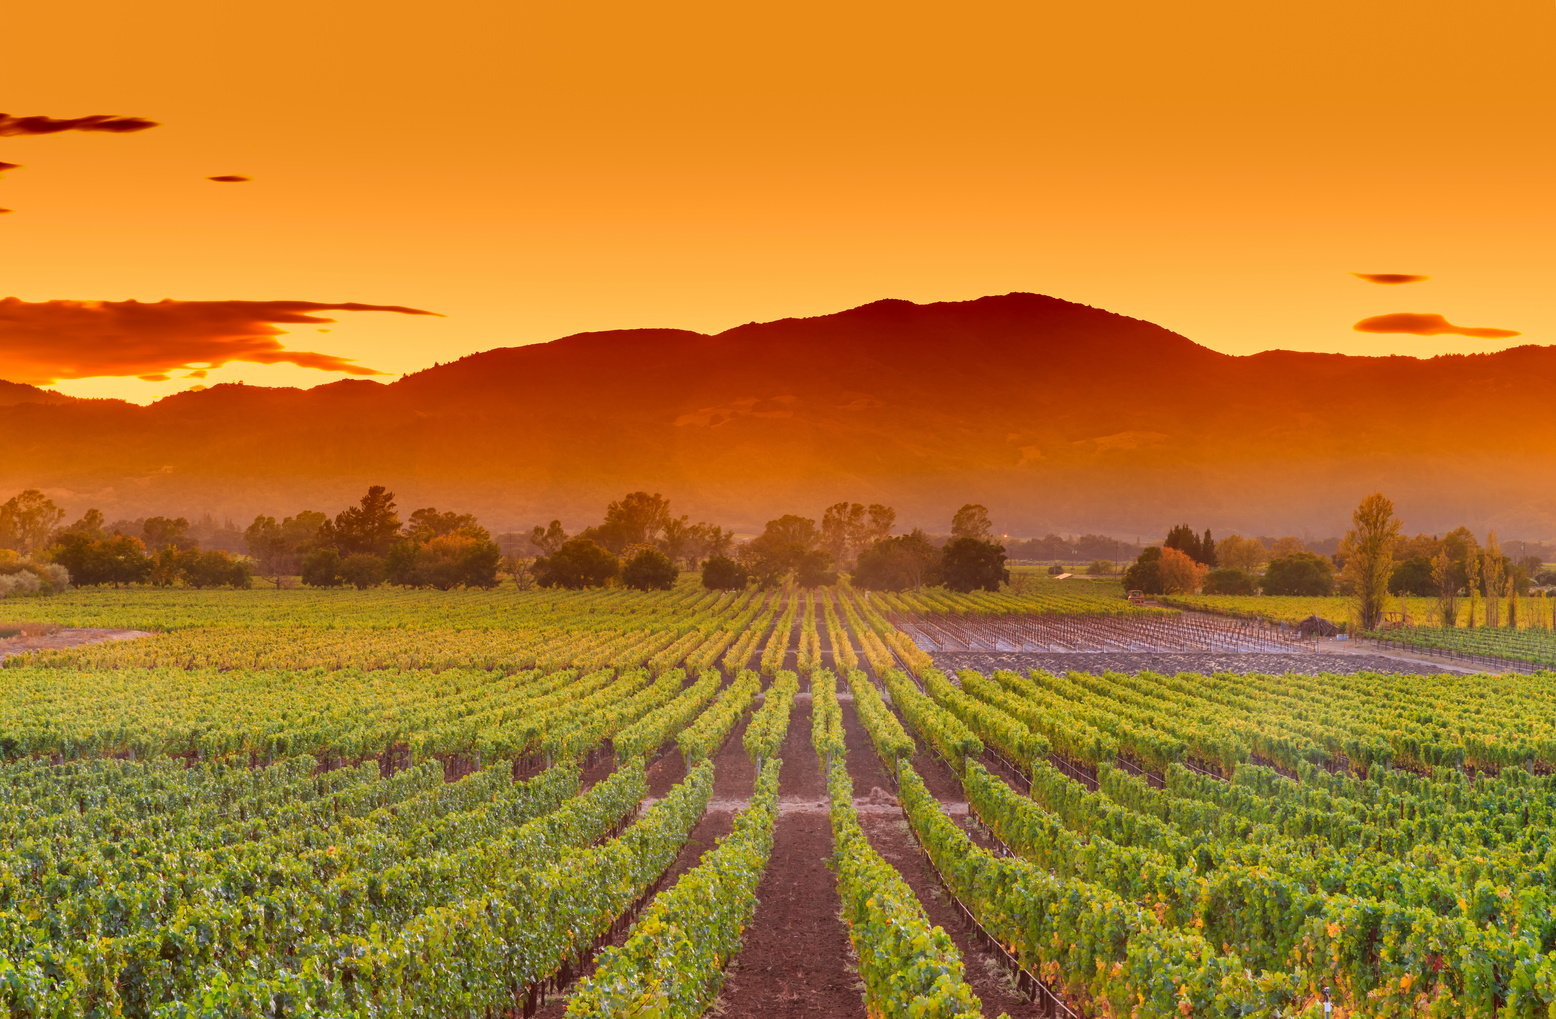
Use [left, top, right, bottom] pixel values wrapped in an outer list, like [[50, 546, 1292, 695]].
[[5, 293, 1553, 535]]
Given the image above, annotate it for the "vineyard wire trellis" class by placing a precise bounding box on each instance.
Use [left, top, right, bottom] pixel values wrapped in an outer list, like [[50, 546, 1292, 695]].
[[889, 612, 1317, 655], [1360, 635, 1541, 674], [894, 771, 1085, 1019]]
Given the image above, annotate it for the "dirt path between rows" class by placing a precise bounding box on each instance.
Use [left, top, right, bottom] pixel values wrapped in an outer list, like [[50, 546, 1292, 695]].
[[715, 691, 866, 1019], [0, 627, 151, 662], [534, 716, 750, 1019], [841, 687, 1037, 1019]]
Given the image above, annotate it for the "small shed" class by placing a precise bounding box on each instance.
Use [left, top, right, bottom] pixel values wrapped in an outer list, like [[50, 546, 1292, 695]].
[[1295, 615, 1340, 638]]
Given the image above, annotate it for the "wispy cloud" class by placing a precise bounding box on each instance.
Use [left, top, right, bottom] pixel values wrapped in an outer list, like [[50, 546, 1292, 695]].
[[1352, 273, 1428, 285], [0, 298, 441, 385], [1354, 312, 1520, 339], [0, 113, 158, 136], [207, 175, 250, 183]]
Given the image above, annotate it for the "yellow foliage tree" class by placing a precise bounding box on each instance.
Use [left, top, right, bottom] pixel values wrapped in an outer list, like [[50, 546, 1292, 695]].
[[1340, 493, 1402, 632]]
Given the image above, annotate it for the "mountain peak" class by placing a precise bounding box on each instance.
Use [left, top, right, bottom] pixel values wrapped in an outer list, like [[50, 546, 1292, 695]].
[[7, 291, 1556, 535]]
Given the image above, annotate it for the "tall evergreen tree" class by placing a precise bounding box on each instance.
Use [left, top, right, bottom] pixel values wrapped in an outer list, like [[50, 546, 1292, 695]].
[[1163, 524, 1202, 564]]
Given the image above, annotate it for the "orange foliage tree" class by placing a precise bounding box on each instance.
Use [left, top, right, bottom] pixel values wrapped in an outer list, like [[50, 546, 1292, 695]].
[[1158, 546, 1207, 594]]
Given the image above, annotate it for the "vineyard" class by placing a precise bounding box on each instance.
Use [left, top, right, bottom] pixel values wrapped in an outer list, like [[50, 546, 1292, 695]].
[[1365, 626, 1556, 671], [1, 581, 1554, 1016], [893, 610, 1313, 653], [1163, 592, 1556, 632]]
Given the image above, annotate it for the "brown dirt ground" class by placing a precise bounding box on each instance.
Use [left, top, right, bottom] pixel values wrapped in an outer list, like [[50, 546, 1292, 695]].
[[840, 696, 1035, 1019], [0, 627, 150, 661], [714, 693, 866, 1018], [645, 747, 688, 799], [533, 715, 750, 1019]]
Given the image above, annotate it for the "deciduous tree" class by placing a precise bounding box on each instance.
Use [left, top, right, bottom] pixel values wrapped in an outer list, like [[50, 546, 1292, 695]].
[[950, 504, 993, 542], [592, 492, 672, 553], [530, 520, 568, 556], [940, 536, 1008, 593], [1261, 552, 1335, 596], [0, 490, 64, 555], [339, 553, 387, 590], [820, 501, 897, 570], [1268, 536, 1307, 560], [739, 515, 823, 587], [49, 532, 151, 587], [387, 533, 501, 589], [853, 531, 940, 591], [403, 507, 487, 543], [301, 548, 344, 588], [700, 555, 748, 591], [1388, 556, 1436, 597], [141, 516, 192, 553], [1339, 492, 1402, 631], [1157, 546, 1207, 594], [1215, 535, 1268, 574], [245, 516, 291, 588], [1431, 549, 1458, 627], [1482, 531, 1506, 629], [623, 547, 678, 590], [1203, 568, 1256, 595], [535, 537, 619, 589], [1124, 547, 1164, 594]]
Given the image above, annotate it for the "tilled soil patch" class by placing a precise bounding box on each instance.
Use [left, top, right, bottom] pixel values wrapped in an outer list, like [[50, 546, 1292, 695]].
[[713, 729, 757, 800], [776, 692, 825, 800], [645, 749, 687, 799], [841, 686, 894, 791], [0, 627, 150, 662]]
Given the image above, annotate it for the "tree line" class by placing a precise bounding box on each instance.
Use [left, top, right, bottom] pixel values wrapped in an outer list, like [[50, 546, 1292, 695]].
[[15, 482, 1530, 620], [0, 488, 1012, 595], [523, 497, 1009, 593], [1122, 495, 1552, 629]]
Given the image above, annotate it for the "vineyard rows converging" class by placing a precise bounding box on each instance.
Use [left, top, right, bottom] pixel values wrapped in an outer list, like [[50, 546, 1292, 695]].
[[1, 581, 1553, 1017]]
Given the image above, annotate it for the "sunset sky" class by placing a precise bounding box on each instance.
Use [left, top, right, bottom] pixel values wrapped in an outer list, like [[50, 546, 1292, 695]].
[[5, 0, 1553, 404]]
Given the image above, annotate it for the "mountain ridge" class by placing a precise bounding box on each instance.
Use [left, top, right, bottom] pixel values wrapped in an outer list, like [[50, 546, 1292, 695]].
[[5, 292, 1555, 537]]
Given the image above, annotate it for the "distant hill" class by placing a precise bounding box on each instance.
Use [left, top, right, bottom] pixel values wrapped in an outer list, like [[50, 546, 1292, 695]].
[[5, 292, 1555, 537]]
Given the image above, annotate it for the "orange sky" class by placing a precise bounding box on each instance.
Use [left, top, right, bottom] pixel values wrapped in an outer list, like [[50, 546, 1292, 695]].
[[5, 0, 1553, 403]]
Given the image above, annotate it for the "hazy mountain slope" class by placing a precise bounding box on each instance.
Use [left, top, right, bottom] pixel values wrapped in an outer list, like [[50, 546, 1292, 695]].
[[4, 293, 1553, 536]]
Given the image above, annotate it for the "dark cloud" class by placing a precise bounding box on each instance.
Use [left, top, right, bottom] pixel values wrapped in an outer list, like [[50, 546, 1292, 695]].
[[0, 209, 11, 215], [0, 114, 158, 136], [1352, 273, 1428, 285], [0, 298, 441, 385], [0, 162, 20, 173], [1354, 312, 1520, 339], [207, 175, 250, 183]]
